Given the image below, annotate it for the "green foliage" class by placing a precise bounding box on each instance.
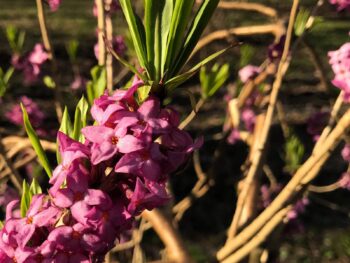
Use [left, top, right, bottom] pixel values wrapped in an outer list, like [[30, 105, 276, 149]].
[[200, 63, 229, 99], [43, 75, 56, 89], [66, 39, 79, 63], [20, 180, 31, 217], [166, 46, 231, 92], [137, 85, 152, 103], [284, 134, 305, 173], [20, 178, 42, 217], [0, 66, 14, 97], [5, 25, 25, 53], [86, 66, 106, 105], [294, 8, 310, 37], [119, 0, 222, 93], [21, 104, 52, 178], [239, 45, 255, 68]]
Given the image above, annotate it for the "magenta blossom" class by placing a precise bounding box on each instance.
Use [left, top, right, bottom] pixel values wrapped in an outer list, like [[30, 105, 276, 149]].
[[238, 65, 261, 83], [339, 172, 350, 190], [6, 96, 45, 128], [47, 0, 62, 12], [306, 111, 329, 141], [328, 42, 350, 102], [329, 0, 350, 11]]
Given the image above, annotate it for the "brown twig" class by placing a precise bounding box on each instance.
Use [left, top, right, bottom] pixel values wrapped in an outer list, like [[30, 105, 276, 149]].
[[179, 98, 205, 130], [105, 0, 113, 93], [226, 0, 299, 240], [96, 0, 106, 66], [210, 1, 278, 18], [142, 209, 193, 263], [308, 181, 341, 193], [193, 22, 285, 56], [217, 108, 350, 260], [35, 0, 62, 121]]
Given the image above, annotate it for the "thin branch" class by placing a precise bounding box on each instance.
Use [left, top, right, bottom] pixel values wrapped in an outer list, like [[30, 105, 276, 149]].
[[217, 108, 350, 260], [308, 181, 341, 193], [221, 206, 291, 263], [216, 1, 277, 18], [35, 0, 63, 121], [193, 22, 285, 56], [142, 209, 193, 263], [226, 0, 299, 240], [179, 98, 205, 130], [96, 0, 106, 66]]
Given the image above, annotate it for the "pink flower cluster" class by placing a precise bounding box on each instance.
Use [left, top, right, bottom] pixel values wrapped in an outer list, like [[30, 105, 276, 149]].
[[12, 44, 48, 85], [47, 0, 62, 12], [6, 96, 45, 128], [238, 65, 261, 83], [0, 80, 201, 262], [328, 43, 350, 102], [329, 0, 350, 11]]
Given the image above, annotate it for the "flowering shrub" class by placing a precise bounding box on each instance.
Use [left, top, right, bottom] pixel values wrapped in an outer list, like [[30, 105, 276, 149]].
[[0, 79, 201, 262]]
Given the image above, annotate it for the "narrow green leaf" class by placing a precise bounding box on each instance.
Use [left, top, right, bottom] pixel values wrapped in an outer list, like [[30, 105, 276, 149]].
[[208, 63, 229, 97], [4, 67, 14, 84], [20, 180, 31, 217], [240, 44, 255, 67], [17, 31, 26, 51], [59, 107, 73, 136], [29, 178, 42, 195], [77, 96, 89, 142], [166, 45, 232, 91], [72, 108, 82, 141], [58, 107, 73, 163], [144, 0, 157, 78], [294, 8, 310, 37], [171, 0, 220, 76], [165, 0, 195, 72], [160, 0, 173, 76], [185, 90, 198, 113], [21, 104, 52, 178], [0, 220, 3, 229], [86, 81, 94, 105], [119, 0, 148, 69]]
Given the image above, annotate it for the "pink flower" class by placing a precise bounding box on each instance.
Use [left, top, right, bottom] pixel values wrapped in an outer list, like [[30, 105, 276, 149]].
[[47, 0, 62, 12], [342, 144, 350, 162], [329, 0, 350, 11], [6, 96, 45, 128], [11, 44, 48, 85], [70, 75, 87, 90], [328, 42, 350, 102], [339, 172, 350, 190], [238, 65, 261, 83], [28, 44, 49, 65], [241, 107, 256, 132]]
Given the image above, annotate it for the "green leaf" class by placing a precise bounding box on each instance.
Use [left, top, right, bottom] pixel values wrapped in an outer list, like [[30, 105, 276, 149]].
[[43, 75, 56, 89], [72, 108, 82, 141], [160, 0, 173, 76], [21, 104, 52, 178], [171, 0, 220, 76], [66, 40, 79, 63], [137, 85, 151, 103], [294, 8, 310, 37], [76, 96, 89, 142], [58, 107, 73, 163], [284, 134, 305, 173], [119, 0, 148, 69], [29, 178, 42, 195], [165, 0, 195, 72], [185, 90, 198, 113], [20, 180, 31, 217], [207, 63, 229, 97], [166, 45, 232, 91], [86, 66, 107, 105], [59, 107, 73, 136], [0, 221, 3, 229], [240, 44, 255, 68], [144, 0, 157, 78], [4, 67, 14, 84]]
